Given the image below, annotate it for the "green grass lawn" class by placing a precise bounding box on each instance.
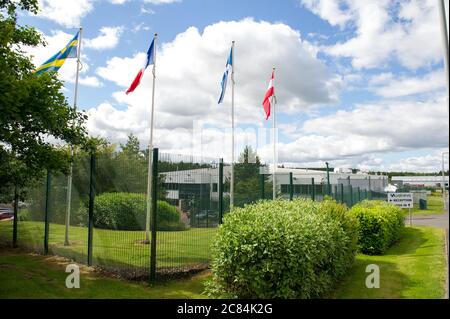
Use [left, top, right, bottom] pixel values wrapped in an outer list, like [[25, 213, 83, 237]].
[[0, 221, 217, 272], [0, 226, 446, 299], [0, 248, 208, 299], [412, 194, 445, 215], [331, 226, 447, 299]]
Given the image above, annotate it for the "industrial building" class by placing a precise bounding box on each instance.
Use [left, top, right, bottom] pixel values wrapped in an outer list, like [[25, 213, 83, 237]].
[[161, 166, 388, 211], [391, 176, 449, 189]]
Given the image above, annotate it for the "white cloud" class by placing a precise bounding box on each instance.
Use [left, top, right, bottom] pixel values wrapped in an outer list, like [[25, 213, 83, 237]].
[[109, 0, 180, 5], [144, 0, 181, 4], [301, 0, 351, 28], [84, 26, 124, 50], [35, 0, 179, 27], [298, 95, 448, 156], [301, 0, 444, 70], [132, 22, 151, 33], [109, 0, 128, 4], [141, 6, 156, 15], [36, 0, 94, 28], [387, 149, 449, 172], [252, 94, 449, 169], [91, 19, 341, 145], [79, 76, 103, 87], [369, 69, 447, 98]]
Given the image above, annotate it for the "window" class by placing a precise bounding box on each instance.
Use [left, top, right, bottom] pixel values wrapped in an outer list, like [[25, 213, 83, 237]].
[[164, 183, 179, 191], [212, 183, 218, 192]]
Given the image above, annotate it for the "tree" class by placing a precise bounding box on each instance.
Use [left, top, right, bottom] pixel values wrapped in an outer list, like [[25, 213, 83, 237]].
[[120, 133, 141, 156], [0, 0, 87, 199], [71, 135, 167, 201], [232, 146, 270, 207]]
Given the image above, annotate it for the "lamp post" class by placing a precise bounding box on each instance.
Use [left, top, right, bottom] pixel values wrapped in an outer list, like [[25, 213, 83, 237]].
[[442, 151, 449, 211]]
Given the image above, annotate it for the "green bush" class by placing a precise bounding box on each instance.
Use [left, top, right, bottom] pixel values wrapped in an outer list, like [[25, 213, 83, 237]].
[[349, 200, 405, 255], [206, 199, 358, 299], [18, 209, 31, 221], [83, 192, 186, 231]]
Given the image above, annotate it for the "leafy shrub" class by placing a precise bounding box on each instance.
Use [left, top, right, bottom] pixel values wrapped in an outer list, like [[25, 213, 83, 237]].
[[81, 192, 186, 231], [206, 199, 358, 299], [349, 200, 405, 255], [18, 209, 31, 221]]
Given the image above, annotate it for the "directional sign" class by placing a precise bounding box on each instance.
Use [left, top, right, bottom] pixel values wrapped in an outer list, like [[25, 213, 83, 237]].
[[387, 193, 413, 208]]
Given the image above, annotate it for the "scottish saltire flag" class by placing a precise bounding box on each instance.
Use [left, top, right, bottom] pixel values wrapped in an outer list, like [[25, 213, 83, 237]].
[[218, 47, 233, 104], [126, 37, 155, 95], [35, 32, 79, 75]]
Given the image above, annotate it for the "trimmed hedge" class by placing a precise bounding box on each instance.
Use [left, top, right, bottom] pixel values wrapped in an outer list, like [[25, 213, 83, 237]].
[[349, 200, 405, 255], [82, 192, 186, 231], [206, 199, 358, 299]]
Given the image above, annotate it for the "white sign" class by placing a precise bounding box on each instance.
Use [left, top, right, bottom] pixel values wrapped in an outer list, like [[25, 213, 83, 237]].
[[387, 193, 413, 208]]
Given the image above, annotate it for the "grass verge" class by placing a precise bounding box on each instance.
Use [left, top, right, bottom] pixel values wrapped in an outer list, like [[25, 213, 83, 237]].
[[0, 247, 209, 299], [412, 194, 445, 215], [0, 226, 446, 299], [0, 221, 217, 271], [331, 226, 446, 299]]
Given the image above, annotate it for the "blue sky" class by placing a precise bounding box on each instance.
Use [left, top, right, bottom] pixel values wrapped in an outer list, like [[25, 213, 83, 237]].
[[17, 0, 450, 172]]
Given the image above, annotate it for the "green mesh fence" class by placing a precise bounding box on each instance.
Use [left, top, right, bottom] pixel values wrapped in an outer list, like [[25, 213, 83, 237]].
[[156, 153, 221, 278], [15, 175, 47, 253], [1, 150, 389, 281]]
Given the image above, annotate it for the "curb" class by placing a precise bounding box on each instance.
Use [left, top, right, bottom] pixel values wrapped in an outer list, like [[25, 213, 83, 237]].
[[445, 229, 449, 299]]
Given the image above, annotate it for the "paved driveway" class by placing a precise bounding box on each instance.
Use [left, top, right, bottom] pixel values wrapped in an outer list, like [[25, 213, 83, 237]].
[[410, 212, 449, 230]]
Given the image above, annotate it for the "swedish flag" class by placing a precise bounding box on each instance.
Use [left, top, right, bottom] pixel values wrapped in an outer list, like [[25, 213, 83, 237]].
[[35, 31, 79, 75]]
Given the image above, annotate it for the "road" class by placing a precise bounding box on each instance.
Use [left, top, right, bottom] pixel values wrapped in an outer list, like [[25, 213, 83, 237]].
[[410, 213, 449, 230]]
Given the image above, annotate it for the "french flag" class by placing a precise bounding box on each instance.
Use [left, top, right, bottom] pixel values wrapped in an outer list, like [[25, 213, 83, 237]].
[[126, 36, 156, 95], [262, 69, 275, 120]]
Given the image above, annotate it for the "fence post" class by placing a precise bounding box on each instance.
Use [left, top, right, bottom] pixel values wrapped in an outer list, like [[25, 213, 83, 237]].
[[44, 170, 51, 255], [289, 172, 294, 201], [349, 185, 353, 207], [311, 178, 315, 201], [87, 152, 96, 266], [334, 185, 338, 201], [325, 162, 331, 195], [340, 183, 344, 204], [357, 187, 361, 203], [260, 173, 265, 200], [368, 176, 372, 200], [218, 159, 224, 224], [13, 185, 18, 248], [150, 148, 159, 282]]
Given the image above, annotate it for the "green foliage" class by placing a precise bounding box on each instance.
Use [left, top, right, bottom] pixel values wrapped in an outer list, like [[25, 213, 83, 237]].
[[0, 0, 38, 16], [231, 146, 271, 207], [349, 200, 405, 255], [83, 192, 186, 231], [207, 199, 357, 299], [0, 0, 87, 198], [71, 135, 166, 202], [120, 133, 141, 156]]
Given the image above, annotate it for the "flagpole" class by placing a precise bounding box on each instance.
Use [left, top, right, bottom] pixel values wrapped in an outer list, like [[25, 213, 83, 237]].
[[230, 41, 235, 210], [272, 67, 276, 200], [64, 27, 83, 246], [145, 33, 157, 243], [438, 0, 449, 92]]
